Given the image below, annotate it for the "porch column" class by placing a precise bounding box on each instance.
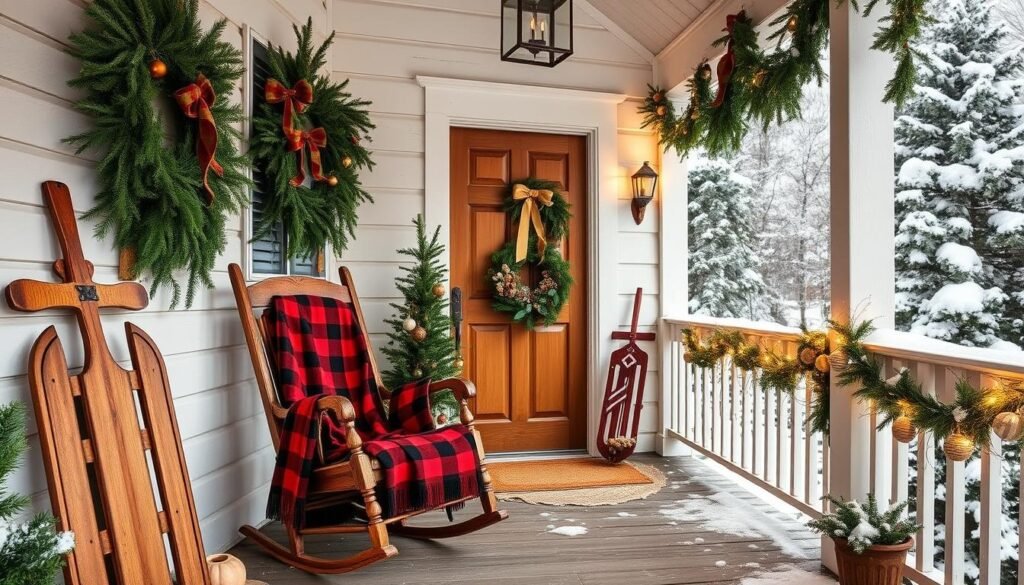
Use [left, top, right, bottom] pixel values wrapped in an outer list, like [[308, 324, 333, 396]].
[[657, 130, 688, 456], [826, 1, 896, 573]]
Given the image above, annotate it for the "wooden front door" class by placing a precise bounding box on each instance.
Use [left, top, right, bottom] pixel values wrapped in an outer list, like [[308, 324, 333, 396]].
[[450, 128, 588, 453]]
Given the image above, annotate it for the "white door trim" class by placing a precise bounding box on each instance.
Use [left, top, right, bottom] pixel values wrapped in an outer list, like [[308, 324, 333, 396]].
[[418, 75, 625, 456]]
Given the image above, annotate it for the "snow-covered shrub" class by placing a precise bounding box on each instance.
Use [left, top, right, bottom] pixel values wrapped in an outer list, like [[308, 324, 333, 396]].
[[807, 494, 918, 554], [0, 402, 74, 585]]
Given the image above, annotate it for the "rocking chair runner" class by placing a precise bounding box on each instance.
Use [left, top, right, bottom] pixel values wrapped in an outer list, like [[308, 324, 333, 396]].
[[227, 263, 507, 574]]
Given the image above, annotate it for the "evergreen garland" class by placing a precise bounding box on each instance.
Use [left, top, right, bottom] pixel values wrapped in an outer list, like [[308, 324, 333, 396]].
[[642, 0, 930, 158], [250, 19, 375, 262], [0, 402, 74, 585], [381, 216, 460, 420], [66, 0, 250, 308], [488, 179, 573, 328], [680, 326, 832, 433]]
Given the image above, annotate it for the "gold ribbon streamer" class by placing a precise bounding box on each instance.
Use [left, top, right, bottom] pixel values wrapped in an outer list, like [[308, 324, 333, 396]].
[[512, 183, 554, 263]]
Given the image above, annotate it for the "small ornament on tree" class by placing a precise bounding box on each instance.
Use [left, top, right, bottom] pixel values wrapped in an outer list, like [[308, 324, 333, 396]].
[[402, 316, 417, 331], [341, 156, 353, 168], [454, 355, 465, 370], [326, 174, 339, 187], [652, 91, 663, 103], [993, 410, 1023, 441], [411, 326, 427, 342], [799, 347, 817, 366], [432, 283, 446, 298], [814, 354, 830, 374], [148, 58, 167, 79], [656, 105, 668, 117], [944, 431, 974, 462], [786, 15, 798, 32], [436, 413, 448, 425]]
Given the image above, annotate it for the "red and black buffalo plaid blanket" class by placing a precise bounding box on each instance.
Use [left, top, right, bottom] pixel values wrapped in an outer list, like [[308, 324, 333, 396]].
[[264, 294, 481, 527]]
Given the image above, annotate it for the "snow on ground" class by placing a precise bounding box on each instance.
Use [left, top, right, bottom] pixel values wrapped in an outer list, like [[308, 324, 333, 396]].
[[738, 564, 837, 584], [547, 526, 588, 536], [657, 491, 810, 559]]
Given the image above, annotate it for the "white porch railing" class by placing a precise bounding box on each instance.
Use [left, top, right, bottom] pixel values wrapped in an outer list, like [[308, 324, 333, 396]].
[[662, 315, 1024, 585]]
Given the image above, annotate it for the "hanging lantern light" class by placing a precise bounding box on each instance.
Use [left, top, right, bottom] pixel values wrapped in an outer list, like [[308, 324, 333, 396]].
[[501, 0, 574, 67]]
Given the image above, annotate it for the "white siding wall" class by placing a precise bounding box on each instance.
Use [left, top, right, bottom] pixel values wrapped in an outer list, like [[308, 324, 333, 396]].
[[0, 0, 661, 557], [0, 0, 331, 554], [330, 0, 662, 450]]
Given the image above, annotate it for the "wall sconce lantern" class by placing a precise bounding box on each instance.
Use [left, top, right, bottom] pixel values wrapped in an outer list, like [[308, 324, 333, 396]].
[[501, 0, 574, 67], [631, 161, 658, 225]]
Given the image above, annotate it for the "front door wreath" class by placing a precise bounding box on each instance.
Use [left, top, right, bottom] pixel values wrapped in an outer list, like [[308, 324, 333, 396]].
[[488, 179, 573, 328]]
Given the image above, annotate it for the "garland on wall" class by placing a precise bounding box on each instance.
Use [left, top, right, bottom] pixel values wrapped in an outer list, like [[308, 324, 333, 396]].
[[250, 19, 375, 262], [488, 179, 572, 328], [66, 0, 250, 308], [680, 320, 1024, 462], [641, 0, 928, 158]]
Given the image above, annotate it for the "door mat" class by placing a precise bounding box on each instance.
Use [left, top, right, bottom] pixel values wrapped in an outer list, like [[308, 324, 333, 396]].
[[489, 458, 665, 506]]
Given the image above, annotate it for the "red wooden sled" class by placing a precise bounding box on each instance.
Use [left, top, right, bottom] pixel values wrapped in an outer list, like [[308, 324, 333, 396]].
[[596, 288, 655, 463]]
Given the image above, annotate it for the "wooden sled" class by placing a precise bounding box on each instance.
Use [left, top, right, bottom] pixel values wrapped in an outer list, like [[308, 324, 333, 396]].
[[4, 182, 211, 584], [228, 263, 508, 574]]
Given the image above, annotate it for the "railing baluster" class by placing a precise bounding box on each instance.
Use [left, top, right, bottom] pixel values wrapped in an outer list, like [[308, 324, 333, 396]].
[[914, 361, 936, 574], [731, 361, 739, 464], [978, 372, 1002, 585], [765, 340, 777, 485], [804, 369, 815, 504], [753, 360, 763, 477], [873, 359, 893, 500], [940, 367, 966, 585], [891, 359, 909, 508], [790, 341, 803, 499]]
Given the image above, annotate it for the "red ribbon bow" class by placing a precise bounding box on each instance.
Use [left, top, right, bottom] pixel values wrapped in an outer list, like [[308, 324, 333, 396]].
[[288, 128, 328, 187], [711, 11, 743, 109], [174, 74, 223, 204], [265, 78, 314, 136]]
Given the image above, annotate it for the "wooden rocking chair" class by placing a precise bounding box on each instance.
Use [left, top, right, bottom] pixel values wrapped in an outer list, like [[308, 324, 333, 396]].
[[227, 263, 508, 574]]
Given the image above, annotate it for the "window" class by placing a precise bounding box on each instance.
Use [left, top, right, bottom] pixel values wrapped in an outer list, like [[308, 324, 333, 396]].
[[247, 34, 324, 278]]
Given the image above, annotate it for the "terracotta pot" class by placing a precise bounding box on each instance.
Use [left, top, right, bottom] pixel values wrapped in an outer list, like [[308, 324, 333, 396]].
[[206, 553, 246, 585], [833, 537, 913, 585]]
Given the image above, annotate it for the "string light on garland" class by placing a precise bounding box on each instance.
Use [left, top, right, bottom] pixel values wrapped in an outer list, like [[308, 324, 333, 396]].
[[641, 0, 929, 159]]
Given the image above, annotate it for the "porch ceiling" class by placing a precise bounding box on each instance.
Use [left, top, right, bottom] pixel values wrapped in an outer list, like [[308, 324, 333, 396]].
[[584, 0, 718, 54]]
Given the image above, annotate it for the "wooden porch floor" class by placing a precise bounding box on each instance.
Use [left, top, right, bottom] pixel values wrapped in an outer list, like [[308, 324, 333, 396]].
[[230, 455, 835, 585]]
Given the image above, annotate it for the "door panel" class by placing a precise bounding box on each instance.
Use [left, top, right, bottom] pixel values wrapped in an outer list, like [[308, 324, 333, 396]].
[[450, 128, 587, 452]]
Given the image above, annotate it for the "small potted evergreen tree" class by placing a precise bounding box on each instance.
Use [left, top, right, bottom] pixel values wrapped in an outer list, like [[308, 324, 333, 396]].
[[807, 494, 916, 585]]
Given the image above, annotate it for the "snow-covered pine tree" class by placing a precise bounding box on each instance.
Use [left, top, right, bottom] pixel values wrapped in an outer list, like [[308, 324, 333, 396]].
[[894, 0, 1024, 350], [687, 155, 769, 319], [897, 1, 1024, 582]]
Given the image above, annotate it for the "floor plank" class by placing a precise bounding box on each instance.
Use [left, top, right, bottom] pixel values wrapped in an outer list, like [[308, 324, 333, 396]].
[[229, 454, 836, 585]]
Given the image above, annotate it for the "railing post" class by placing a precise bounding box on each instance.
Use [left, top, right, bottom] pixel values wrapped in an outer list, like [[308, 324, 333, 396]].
[[827, 0, 896, 574], [657, 137, 689, 457]]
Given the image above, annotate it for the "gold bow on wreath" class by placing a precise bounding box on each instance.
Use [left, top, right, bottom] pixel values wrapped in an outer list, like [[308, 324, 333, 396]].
[[512, 183, 554, 263]]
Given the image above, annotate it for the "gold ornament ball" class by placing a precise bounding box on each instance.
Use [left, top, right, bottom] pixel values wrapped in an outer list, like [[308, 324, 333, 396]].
[[993, 411, 1024, 441], [326, 175, 339, 187], [411, 326, 427, 342], [432, 283, 446, 298], [752, 69, 767, 88], [892, 415, 917, 444], [786, 15, 798, 32], [652, 92, 664, 103], [690, 109, 700, 121], [436, 413, 448, 425], [341, 156, 353, 168], [412, 367, 424, 377], [701, 65, 713, 80], [148, 59, 168, 79], [656, 105, 668, 117], [454, 357, 465, 370], [402, 317, 417, 331], [943, 432, 975, 462], [814, 354, 831, 374], [799, 347, 817, 365]]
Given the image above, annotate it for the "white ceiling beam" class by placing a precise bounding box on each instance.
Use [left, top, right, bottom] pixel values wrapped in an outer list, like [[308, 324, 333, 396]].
[[575, 0, 656, 64], [654, 0, 788, 92]]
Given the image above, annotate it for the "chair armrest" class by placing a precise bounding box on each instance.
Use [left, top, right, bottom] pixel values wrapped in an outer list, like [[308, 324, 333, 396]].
[[429, 378, 476, 402], [314, 395, 357, 426]]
